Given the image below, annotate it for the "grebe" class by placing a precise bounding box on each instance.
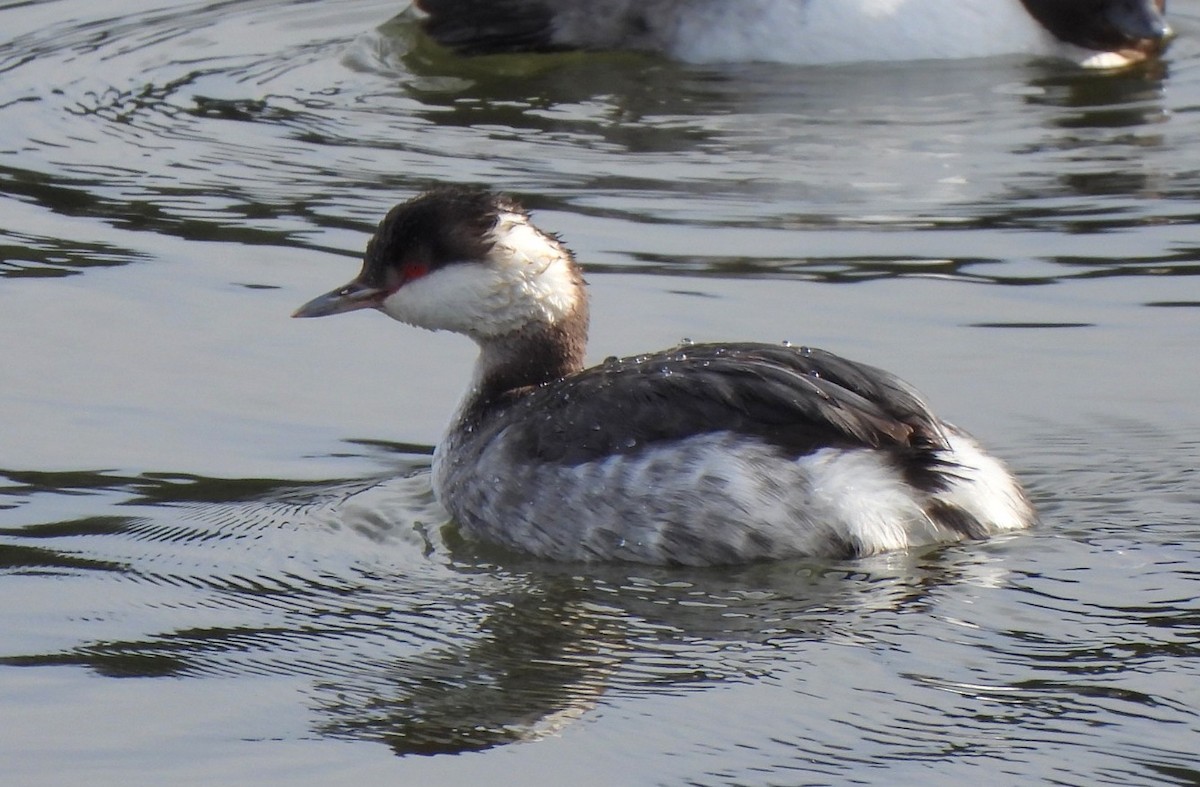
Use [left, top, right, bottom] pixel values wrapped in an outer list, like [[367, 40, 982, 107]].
[[294, 188, 1036, 565], [413, 0, 1171, 69]]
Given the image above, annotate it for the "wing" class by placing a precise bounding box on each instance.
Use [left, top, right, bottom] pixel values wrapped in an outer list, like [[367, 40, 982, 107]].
[[474, 343, 953, 484]]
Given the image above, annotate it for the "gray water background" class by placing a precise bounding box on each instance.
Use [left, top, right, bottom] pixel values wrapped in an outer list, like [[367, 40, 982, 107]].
[[1, 2, 1199, 784]]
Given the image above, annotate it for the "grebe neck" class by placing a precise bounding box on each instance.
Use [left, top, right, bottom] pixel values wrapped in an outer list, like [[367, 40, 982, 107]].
[[469, 304, 589, 406]]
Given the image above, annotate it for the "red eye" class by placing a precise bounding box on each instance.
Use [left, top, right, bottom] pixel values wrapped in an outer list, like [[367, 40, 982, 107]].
[[402, 261, 430, 284]]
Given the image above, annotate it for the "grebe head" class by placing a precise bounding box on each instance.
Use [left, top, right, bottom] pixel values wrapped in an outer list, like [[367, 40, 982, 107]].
[[293, 188, 586, 343]]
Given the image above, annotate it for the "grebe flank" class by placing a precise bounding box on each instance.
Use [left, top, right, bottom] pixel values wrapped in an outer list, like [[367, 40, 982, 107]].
[[413, 0, 1171, 69]]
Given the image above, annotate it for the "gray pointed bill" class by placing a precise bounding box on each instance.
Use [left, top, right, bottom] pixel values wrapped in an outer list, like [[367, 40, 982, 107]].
[[292, 278, 386, 319]]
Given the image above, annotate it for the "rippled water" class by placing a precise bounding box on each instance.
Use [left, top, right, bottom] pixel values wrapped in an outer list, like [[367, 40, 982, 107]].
[[2, 1, 1199, 784]]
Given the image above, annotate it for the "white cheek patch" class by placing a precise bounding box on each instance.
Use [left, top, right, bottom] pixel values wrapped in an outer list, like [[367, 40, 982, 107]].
[[380, 262, 503, 334], [489, 211, 581, 325], [493, 211, 556, 273]]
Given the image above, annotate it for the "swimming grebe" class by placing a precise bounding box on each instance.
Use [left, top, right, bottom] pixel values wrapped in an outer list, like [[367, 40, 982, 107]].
[[294, 188, 1036, 565], [413, 0, 1171, 69]]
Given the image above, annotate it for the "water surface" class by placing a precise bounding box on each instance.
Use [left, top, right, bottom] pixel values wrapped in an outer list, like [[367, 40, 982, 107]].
[[2, 1, 1199, 784]]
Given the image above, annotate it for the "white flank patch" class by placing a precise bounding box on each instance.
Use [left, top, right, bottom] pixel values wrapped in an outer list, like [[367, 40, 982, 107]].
[[801, 448, 935, 553], [932, 427, 1035, 533], [379, 210, 579, 339], [658, 0, 1060, 65]]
